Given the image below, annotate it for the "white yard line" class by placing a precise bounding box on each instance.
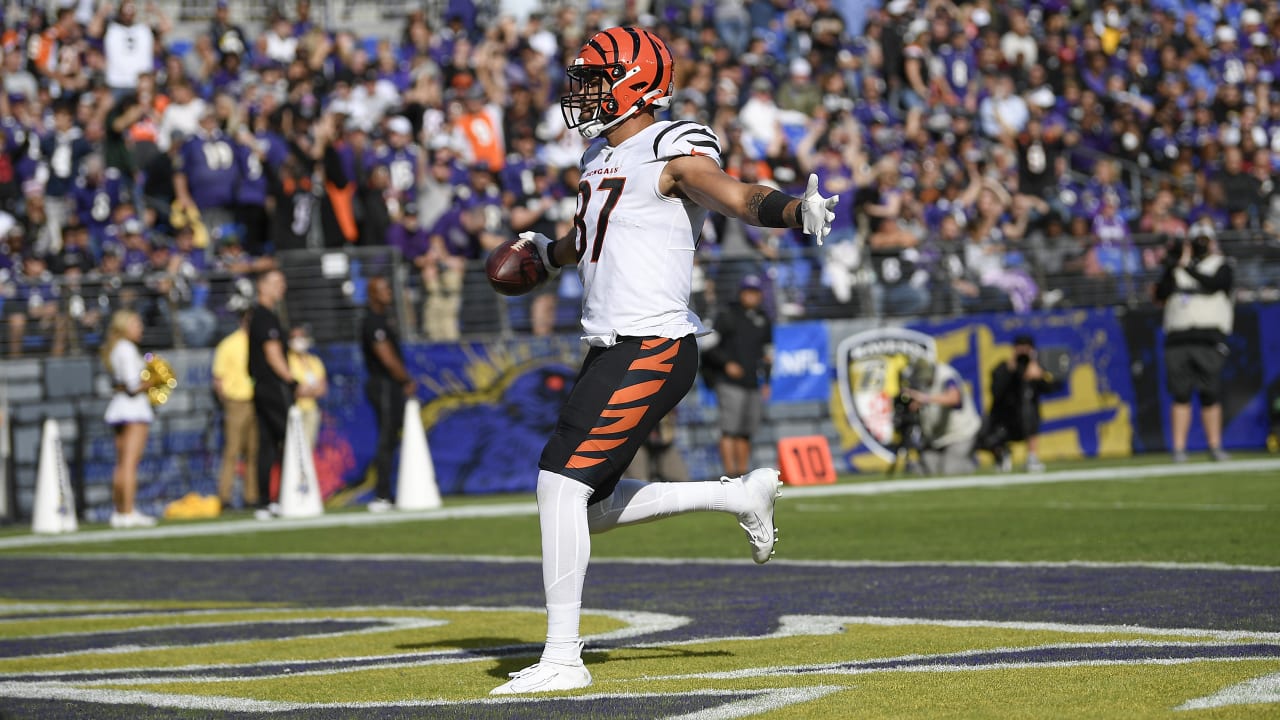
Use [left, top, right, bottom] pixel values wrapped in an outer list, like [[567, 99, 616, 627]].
[[1, 458, 1277, 551], [0, 684, 845, 716]]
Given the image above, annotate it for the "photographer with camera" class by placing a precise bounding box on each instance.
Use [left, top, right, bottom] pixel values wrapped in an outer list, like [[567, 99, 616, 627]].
[[896, 358, 982, 475], [974, 335, 1063, 472], [1153, 223, 1234, 463]]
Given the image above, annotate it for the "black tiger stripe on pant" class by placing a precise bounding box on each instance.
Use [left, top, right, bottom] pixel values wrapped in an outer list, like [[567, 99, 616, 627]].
[[539, 335, 699, 505]]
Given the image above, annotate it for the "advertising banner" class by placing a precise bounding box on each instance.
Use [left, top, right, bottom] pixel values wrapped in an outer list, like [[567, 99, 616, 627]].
[[830, 308, 1138, 472], [770, 321, 830, 403]]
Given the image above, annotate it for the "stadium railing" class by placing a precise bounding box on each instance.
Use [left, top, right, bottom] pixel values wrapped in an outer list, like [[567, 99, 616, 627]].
[[4, 230, 1278, 360]]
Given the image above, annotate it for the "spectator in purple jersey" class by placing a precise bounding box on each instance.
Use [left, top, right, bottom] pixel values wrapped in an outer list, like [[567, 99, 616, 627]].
[[1084, 193, 1144, 303], [231, 125, 272, 255], [389, 202, 431, 268], [498, 129, 542, 201], [1209, 26, 1247, 85], [0, 223, 24, 280], [1083, 160, 1136, 223], [455, 162, 504, 216], [372, 40, 412, 93], [6, 251, 66, 356], [173, 108, 238, 233], [292, 0, 318, 37], [210, 39, 248, 98], [1188, 180, 1232, 229], [3, 111, 38, 186], [115, 218, 154, 278], [852, 78, 898, 130], [73, 155, 130, 252], [935, 26, 980, 114], [367, 116, 422, 205]]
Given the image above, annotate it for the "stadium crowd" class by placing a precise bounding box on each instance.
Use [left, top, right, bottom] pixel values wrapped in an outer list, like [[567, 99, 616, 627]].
[[3, 0, 1280, 357]]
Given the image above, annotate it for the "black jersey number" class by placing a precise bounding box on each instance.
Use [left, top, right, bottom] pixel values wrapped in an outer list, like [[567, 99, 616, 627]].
[[574, 177, 626, 263]]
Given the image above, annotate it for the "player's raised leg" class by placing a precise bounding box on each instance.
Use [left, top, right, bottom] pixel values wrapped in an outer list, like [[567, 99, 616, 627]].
[[587, 468, 782, 563]]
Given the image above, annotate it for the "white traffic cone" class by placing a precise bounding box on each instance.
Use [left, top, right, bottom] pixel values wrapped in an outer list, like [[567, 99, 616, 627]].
[[396, 398, 442, 510], [278, 405, 324, 518], [32, 418, 78, 534]]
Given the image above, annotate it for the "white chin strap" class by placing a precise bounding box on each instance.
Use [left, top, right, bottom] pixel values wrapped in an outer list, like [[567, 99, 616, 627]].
[[578, 86, 670, 139], [578, 106, 638, 139]]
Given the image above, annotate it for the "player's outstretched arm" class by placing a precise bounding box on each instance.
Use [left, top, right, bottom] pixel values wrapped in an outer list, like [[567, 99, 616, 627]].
[[663, 155, 839, 244]]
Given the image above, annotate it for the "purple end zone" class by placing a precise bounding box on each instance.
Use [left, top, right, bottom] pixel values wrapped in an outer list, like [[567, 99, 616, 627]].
[[1, 558, 1275, 637]]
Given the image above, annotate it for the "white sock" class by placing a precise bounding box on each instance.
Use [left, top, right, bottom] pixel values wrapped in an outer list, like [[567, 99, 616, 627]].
[[587, 477, 744, 534], [536, 470, 593, 665]]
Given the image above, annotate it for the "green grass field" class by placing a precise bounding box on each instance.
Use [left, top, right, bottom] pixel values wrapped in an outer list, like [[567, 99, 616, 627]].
[[1, 456, 1278, 719]]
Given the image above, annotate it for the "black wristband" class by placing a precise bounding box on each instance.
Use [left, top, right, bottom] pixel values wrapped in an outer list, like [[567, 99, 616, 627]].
[[757, 190, 794, 228], [545, 239, 562, 269], [792, 201, 804, 228]]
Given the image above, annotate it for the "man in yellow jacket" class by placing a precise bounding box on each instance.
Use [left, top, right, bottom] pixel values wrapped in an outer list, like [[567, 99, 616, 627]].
[[212, 315, 258, 509]]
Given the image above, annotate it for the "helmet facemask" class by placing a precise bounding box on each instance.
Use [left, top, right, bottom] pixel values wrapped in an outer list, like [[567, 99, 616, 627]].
[[561, 62, 640, 139]]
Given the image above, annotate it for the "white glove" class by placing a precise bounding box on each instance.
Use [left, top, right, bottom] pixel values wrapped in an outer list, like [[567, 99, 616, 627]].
[[800, 173, 839, 246], [519, 231, 561, 279]]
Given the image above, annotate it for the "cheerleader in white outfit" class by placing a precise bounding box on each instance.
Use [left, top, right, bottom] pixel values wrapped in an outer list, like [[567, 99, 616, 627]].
[[101, 310, 158, 528]]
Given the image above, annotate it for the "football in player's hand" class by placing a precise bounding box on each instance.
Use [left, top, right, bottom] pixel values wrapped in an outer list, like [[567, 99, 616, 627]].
[[486, 236, 549, 296]]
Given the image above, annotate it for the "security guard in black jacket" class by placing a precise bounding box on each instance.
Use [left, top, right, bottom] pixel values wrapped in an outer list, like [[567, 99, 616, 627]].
[[701, 275, 773, 478]]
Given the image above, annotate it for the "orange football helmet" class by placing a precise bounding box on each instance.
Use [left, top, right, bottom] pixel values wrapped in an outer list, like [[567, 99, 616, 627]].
[[561, 26, 674, 139]]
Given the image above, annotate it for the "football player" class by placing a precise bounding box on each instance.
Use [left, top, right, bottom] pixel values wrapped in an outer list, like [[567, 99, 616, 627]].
[[490, 27, 839, 695]]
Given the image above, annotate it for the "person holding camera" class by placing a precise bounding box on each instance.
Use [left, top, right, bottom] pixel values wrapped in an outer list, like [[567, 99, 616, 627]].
[[974, 335, 1062, 472], [1153, 224, 1234, 463], [898, 358, 982, 475]]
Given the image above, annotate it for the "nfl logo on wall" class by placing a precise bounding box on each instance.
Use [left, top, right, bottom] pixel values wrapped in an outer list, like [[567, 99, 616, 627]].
[[835, 328, 937, 462]]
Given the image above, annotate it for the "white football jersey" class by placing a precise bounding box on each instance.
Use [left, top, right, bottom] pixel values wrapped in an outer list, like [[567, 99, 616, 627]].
[[574, 120, 721, 346]]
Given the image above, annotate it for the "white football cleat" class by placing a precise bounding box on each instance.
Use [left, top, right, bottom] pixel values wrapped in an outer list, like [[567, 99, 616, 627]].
[[490, 659, 592, 695], [110, 511, 156, 528], [127, 511, 157, 527], [730, 468, 782, 564]]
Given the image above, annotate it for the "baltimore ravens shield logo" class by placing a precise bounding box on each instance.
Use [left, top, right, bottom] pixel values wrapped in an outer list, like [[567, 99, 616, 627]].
[[835, 327, 937, 462]]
